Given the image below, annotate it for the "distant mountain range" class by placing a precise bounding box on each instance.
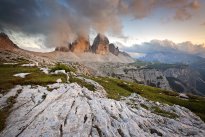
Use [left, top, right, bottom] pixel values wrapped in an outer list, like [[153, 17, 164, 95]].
[[135, 52, 205, 95], [139, 52, 205, 64]]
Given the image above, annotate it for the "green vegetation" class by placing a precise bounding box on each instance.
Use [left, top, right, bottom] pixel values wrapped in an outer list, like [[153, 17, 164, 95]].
[[151, 106, 178, 119], [70, 76, 95, 91], [91, 77, 133, 100], [91, 76, 205, 122], [129, 60, 152, 67], [146, 63, 188, 70], [140, 103, 149, 110], [50, 63, 76, 73], [130, 60, 188, 71], [0, 64, 66, 94]]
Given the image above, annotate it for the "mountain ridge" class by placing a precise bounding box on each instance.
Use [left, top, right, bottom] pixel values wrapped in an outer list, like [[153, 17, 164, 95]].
[[0, 32, 134, 63]]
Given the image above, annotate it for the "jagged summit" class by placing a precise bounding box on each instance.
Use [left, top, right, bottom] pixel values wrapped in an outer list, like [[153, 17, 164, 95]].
[[55, 36, 90, 53], [0, 32, 19, 51], [0, 32, 134, 63], [70, 36, 90, 53], [55, 33, 126, 57], [91, 33, 109, 55]]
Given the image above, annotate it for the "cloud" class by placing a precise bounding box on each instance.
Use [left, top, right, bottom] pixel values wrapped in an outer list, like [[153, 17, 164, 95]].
[[0, 0, 202, 48], [174, 8, 192, 21], [201, 22, 205, 26], [173, 0, 200, 21], [123, 39, 205, 58]]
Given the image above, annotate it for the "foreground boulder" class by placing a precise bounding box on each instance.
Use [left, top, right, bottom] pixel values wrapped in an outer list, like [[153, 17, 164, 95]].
[[0, 82, 204, 137], [91, 33, 109, 55]]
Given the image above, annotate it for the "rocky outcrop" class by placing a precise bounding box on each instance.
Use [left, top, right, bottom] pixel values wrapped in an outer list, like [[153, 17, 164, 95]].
[[89, 63, 171, 90], [70, 36, 90, 53], [91, 33, 109, 55], [0, 32, 19, 51], [0, 83, 204, 136], [163, 67, 205, 95], [55, 44, 71, 52], [120, 51, 131, 57], [117, 68, 171, 90], [109, 43, 119, 56], [54, 36, 90, 53], [53, 33, 131, 58]]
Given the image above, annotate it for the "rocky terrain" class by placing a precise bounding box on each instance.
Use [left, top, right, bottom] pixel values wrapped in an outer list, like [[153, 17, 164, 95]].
[[163, 67, 202, 94], [84, 63, 171, 91], [0, 81, 205, 137], [138, 52, 205, 95]]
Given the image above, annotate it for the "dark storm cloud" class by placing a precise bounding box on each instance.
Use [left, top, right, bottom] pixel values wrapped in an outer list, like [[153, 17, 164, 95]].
[[0, 0, 202, 48], [0, 0, 46, 32]]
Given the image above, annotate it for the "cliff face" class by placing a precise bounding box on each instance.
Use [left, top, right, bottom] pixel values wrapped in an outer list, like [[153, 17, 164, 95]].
[[91, 33, 109, 55], [109, 43, 119, 56], [70, 36, 90, 53], [54, 33, 125, 57], [115, 68, 171, 90], [163, 67, 205, 95], [87, 63, 171, 91], [55, 36, 90, 53], [55, 45, 70, 52]]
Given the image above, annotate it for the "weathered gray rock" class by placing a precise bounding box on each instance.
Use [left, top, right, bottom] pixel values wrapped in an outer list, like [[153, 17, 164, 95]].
[[163, 67, 201, 94], [0, 82, 204, 137], [87, 63, 171, 90]]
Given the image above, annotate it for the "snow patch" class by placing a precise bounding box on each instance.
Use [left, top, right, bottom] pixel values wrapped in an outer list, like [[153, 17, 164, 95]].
[[13, 73, 30, 78], [3, 63, 18, 65], [21, 64, 36, 67], [56, 78, 62, 83], [40, 67, 49, 74]]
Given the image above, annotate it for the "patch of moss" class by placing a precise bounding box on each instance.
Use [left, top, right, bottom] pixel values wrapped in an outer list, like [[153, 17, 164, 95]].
[[151, 106, 178, 119], [0, 64, 67, 94], [140, 103, 149, 110], [70, 76, 95, 91], [91, 77, 132, 100], [50, 63, 76, 73]]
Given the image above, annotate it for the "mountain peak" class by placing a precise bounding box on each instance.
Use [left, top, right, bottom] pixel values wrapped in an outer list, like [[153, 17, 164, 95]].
[[91, 33, 109, 55], [0, 32, 19, 51]]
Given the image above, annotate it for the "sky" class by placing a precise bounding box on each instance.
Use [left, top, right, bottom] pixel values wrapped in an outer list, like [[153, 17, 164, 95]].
[[0, 0, 205, 54]]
